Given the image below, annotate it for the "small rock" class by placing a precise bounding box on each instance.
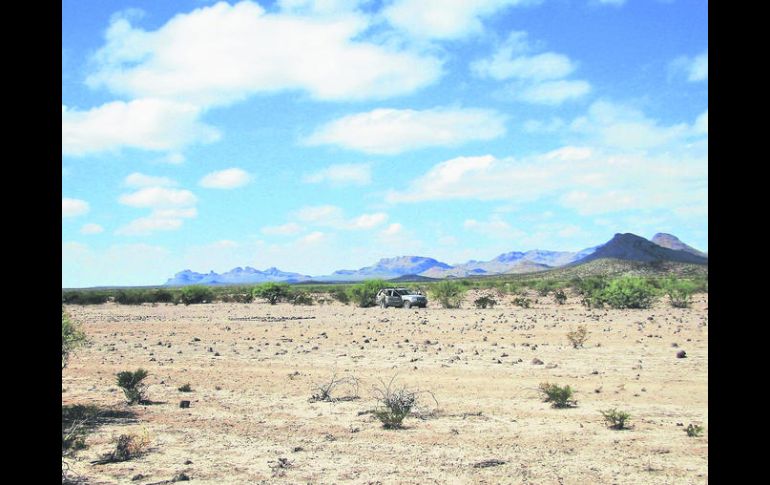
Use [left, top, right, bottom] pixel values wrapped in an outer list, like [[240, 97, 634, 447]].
[[676, 350, 687, 358], [531, 358, 544, 365], [180, 400, 191, 408], [132, 474, 145, 481]]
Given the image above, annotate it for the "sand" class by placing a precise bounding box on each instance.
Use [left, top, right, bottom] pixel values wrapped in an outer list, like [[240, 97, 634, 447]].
[[62, 290, 708, 484]]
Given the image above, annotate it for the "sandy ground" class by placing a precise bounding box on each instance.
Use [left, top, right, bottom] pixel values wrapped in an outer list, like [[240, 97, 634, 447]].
[[62, 290, 708, 484]]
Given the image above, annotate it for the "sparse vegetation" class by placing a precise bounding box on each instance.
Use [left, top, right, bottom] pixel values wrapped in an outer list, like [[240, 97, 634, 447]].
[[554, 289, 567, 305], [601, 408, 632, 429], [430, 281, 466, 308], [685, 423, 704, 437], [539, 383, 577, 408], [664, 278, 697, 308], [474, 296, 497, 309], [513, 296, 531, 308], [566, 325, 589, 348], [347, 279, 386, 307], [310, 372, 360, 402], [93, 430, 151, 464], [180, 285, 214, 305], [62, 310, 87, 370], [372, 377, 417, 429], [117, 369, 150, 404], [291, 290, 314, 306], [252, 282, 292, 304], [587, 276, 659, 309], [178, 383, 192, 392]]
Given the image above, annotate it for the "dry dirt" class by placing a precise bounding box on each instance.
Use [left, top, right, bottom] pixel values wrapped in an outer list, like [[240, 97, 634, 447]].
[[62, 290, 708, 484]]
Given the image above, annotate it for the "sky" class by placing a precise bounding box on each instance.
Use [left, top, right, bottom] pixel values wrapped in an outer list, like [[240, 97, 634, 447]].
[[62, 0, 708, 288]]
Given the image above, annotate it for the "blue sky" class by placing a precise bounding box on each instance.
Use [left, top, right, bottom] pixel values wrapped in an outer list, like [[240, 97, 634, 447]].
[[62, 0, 708, 287]]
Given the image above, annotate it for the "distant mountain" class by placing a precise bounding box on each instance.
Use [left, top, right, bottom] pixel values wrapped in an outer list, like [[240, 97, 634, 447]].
[[164, 266, 312, 286], [576, 233, 708, 265], [422, 247, 597, 278], [315, 256, 452, 281], [651, 233, 708, 258]]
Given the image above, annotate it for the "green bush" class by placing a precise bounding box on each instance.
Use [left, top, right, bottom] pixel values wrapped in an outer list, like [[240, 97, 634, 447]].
[[252, 282, 291, 304], [598, 277, 659, 309], [430, 281, 465, 308], [180, 285, 213, 305], [664, 278, 698, 308], [539, 383, 577, 408], [600, 408, 631, 429], [117, 369, 149, 404], [329, 288, 350, 304], [62, 290, 110, 305], [474, 296, 497, 309], [685, 423, 704, 437], [347, 279, 386, 308], [554, 289, 567, 305], [291, 291, 314, 306], [373, 378, 416, 429], [62, 311, 86, 370], [178, 383, 192, 392], [513, 296, 531, 308]]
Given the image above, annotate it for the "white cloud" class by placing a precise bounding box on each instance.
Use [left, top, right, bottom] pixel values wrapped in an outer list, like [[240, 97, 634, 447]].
[[116, 216, 184, 235], [80, 223, 104, 234], [380, 223, 403, 236], [515, 79, 591, 104], [694, 110, 708, 135], [306, 107, 506, 154], [199, 168, 252, 189], [303, 163, 372, 186], [472, 31, 590, 105], [261, 222, 303, 236], [383, 0, 538, 41], [62, 198, 90, 217], [670, 50, 708, 82], [156, 152, 186, 164], [277, 0, 367, 15], [523, 117, 566, 133], [348, 212, 388, 229], [299, 231, 326, 244], [464, 216, 524, 239], [62, 99, 220, 156], [291, 204, 387, 230], [124, 172, 177, 188], [86, 1, 442, 106], [119, 187, 197, 208]]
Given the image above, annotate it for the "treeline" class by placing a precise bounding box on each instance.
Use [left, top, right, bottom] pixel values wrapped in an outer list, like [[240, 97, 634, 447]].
[[62, 274, 707, 309]]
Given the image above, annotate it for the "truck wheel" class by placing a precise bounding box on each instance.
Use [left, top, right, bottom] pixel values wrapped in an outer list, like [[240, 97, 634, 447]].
[[403, 301, 411, 309]]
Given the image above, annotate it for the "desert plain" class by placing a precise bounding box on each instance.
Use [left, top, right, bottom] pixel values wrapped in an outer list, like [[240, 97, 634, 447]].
[[62, 289, 708, 484]]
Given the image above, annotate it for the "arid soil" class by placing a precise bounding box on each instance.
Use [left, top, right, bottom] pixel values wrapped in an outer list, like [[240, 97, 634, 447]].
[[62, 290, 708, 484]]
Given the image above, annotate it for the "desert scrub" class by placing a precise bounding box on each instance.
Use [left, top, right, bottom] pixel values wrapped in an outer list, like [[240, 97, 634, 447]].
[[61, 290, 110, 305], [513, 296, 531, 308], [598, 277, 660, 309], [329, 288, 350, 304], [539, 383, 577, 408], [566, 325, 588, 348], [178, 383, 192, 392], [94, 430, 151, 464], [685, 423, 704, 437], [553, 289, 567, 305], [180, 285, 213, 305], [252, 282, 292, 304], [373, 377, 417, 429], [310, 373, 360, 402], [663, 278, 698, 308], [291, 291, 314, 306], [117, 369, 149, 404], [430, 281, 466, 308], [62, 310, 86, 369], [600, 408, 632, 429], [474, 296, 497, 309], [347, 279, 386, 308]]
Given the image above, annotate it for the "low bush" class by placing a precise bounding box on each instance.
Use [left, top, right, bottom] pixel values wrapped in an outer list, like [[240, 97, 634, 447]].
[[664, 278, 698, 308], [95, 430, 151, 463], [329, 288, 350, 305], [539, 383, 577, 408], [347, 279, 386, 308], [62, 310, 86, 370], [178, 383, 192, 392], [431, 281, 465, 308], [117, 369, 149, 405], [373, 377, 417, 429], [62, 290, 110, 305], [554, 289, 567, 305], [513, 296, 531, 308], [566, 325, 588, 348], [180, 285, 213, 305], [474, 296, 497, 309], [600, 408, 632, 429], [291, 291, 314, 306], [685, 423, 704, 437], [252, 282, 292, 304]]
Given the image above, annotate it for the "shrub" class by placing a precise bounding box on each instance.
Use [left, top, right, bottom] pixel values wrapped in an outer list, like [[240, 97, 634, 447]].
[[534, 280, 557, 296], [347, 279, 386, 308], [117, 369, 149, 404], [96, 430, 151, 463], [291, 291, 314, 306], [178, 383, 192, 392], [62, 310, 86, 370], [329, 288, 350, 305], [539, 383, 577, 408], [566, 325, 588, 348], [600, 408, 631, 429], [252, 282, 292, 304], [596, 277, 659, 309], [431, 281, 466, 308], [685, 423, 704, 437], [513, 296, 531, 308], [62, 290, 110, 305], [310, 373, 360, 402], [664, 278, 697, 308], [474, 296, 497, 309], [373, 377, 417, 429], [180, 285, 213, 305], [554, 289, 567, 305]]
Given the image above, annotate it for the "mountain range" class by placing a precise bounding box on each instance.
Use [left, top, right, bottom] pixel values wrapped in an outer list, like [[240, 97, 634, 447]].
[[164, 232, 707, 286]]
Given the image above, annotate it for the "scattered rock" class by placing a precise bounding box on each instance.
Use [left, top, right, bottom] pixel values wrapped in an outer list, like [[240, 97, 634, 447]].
[[532, 358, 544, 365], [473, 459, 506, 468], [676, 350, 687, 358], [180, 400, 191, 408]]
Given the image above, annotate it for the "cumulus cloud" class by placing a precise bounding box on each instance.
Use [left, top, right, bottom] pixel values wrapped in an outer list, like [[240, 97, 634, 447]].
[[472, 31, 590, 105], [464, 216, 524, 239], [62, 99, 220, 156], [291, 204, 388, 230], [62, 198, 89, 217], [670, 50, 708, 82], [380, 223, 403, 237], [80, 223, 104, 235], [119, 187, 197, 208], [86, 1, 442, 106], [199, 168, 252, 189], [124, 172, 177, 188], [303, 163, 372, 186], [383, 0, 539, 40], [306, 107, 507, 154], [117, 186, 198, 235]]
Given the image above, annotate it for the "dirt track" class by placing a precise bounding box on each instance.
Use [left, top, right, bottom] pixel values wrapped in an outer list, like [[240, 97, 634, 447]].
[[62, 291, 708, 484]]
